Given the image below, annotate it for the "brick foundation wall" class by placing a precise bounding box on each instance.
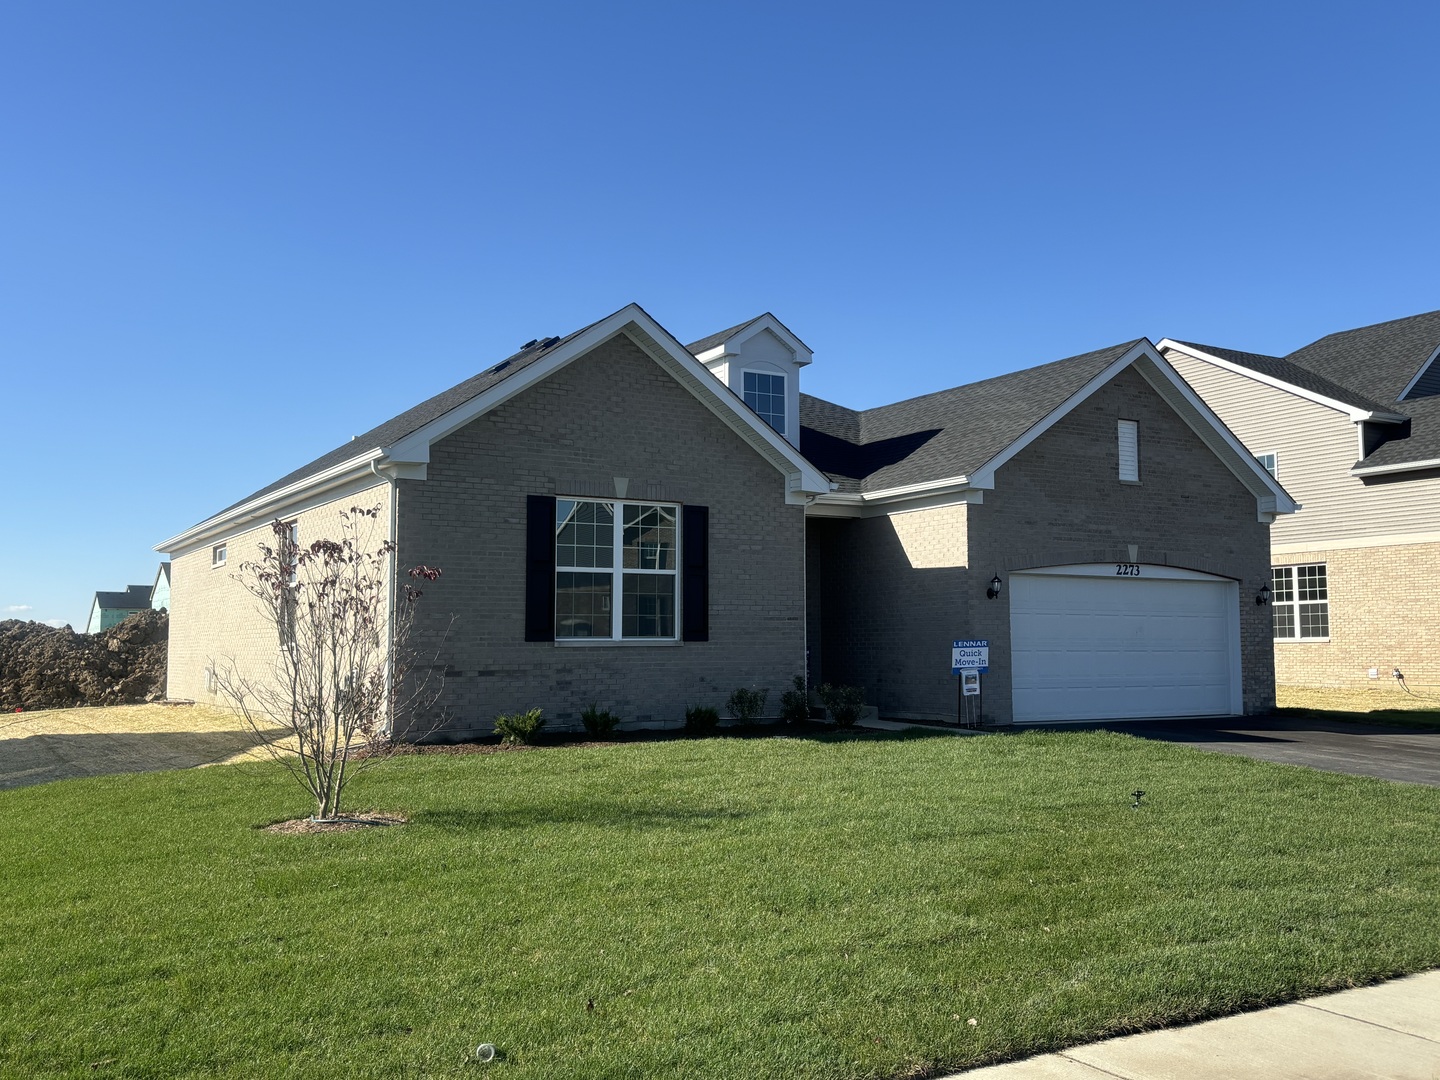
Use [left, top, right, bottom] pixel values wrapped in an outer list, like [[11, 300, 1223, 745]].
[[397, 333, 806, 738], [1273, 541, 1440, 688]]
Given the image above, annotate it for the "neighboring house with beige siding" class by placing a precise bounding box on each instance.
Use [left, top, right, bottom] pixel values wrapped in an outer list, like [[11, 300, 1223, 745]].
[[1161, 309, 1440, 689], [157, 303, 1294, 733]]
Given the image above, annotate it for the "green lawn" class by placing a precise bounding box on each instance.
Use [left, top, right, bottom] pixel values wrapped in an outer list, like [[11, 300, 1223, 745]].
[[3, 730, 1439, 1079]]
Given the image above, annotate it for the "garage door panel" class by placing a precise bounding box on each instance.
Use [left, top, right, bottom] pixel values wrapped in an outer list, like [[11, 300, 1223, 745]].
[[1011, 569, 1238, 722]]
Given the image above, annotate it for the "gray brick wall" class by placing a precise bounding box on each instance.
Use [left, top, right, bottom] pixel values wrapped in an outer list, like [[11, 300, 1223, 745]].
[[397, 333, 807, 738], [812, 365, 1276, 724]]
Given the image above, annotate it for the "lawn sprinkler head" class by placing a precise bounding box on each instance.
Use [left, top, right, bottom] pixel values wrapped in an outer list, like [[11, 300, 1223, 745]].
[[1393, 667, 1405, 682], [1131, 789, 1146, 809], [475, 1044, 496, 1063]]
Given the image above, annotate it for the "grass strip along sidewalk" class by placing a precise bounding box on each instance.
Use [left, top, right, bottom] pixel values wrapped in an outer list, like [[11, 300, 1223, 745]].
[[3, 728, 1438, 1078]]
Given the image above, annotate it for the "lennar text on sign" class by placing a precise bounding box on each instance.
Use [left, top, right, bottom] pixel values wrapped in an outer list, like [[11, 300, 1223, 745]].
[[951, 639, 989, 673]]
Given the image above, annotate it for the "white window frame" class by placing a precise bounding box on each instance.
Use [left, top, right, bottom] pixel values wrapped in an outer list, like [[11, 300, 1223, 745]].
[[741, 369, 787, 436], [555, 498, 680, 642], [212, 542, 227, 567], [1255, 451, 1279, 480], [1117, 419, 1140, 482], [1272, 563, 1329, 641]]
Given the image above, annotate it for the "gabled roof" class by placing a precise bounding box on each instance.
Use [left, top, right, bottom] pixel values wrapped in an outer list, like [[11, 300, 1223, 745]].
[[685, 312, 813, 362], [800, 339, 1294, 520], [159, 304, 831, 554], [1161, 310, 1440, 475], [1285, 309, 1440, 404], [93, 586, 152, 610], [213, 321, 600, 518], [1169, 341, 1397, 416], [803, 341, 1138, 494], [685, 316, 766, 356]]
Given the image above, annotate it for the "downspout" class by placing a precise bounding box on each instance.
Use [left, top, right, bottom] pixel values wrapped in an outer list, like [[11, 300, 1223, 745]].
[[370, 460, 399, 737]]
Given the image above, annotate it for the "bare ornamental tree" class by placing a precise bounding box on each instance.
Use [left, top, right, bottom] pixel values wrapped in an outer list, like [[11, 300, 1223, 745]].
[[214, 506, 444, 821]]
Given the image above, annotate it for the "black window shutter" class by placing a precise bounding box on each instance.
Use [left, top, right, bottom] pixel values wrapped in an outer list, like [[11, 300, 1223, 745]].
[[682, 504, 709, 642], [525, 495, 556, 642]]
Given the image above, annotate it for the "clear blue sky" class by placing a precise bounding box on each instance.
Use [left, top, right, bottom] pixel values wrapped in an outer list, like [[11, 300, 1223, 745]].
[[4, 2, 1438, 628]]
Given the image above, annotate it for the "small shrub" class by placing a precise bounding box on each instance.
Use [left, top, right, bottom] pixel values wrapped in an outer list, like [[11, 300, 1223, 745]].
[[494, 707, 545, 745], [726, 687, 769, 723], [817, 683, 865, 728], [579, 703, 620, 736], [685, 704, 720, 733], [779, 674, 810, 724]]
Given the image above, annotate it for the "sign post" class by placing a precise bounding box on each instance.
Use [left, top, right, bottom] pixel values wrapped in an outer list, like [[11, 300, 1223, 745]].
[[951, 639, 989, 727]]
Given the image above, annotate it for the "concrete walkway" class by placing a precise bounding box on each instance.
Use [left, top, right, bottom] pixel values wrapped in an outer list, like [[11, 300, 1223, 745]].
[[945, 970, 1440, 1079]]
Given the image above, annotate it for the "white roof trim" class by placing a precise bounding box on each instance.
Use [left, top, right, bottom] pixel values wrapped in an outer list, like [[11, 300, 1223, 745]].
[[385, 304, 829, 498], [805, 340, 1297, 522], [155, 448, 386, 554], [691, 313, 813, 366], [159, 306, 831, 554], [1157, 339, 1407, 424], [1396, 340, 1440, 401], [1352, 456, 1440, 477]]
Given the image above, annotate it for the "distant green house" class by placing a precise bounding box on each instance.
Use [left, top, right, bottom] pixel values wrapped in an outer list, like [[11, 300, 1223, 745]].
[[150, 562, 171, 612], [85, 585, 153, 634]]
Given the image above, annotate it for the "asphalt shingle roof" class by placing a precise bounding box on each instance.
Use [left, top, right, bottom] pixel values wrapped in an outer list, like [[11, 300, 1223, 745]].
[[684, 316, 766, 356], [1176, 311, 1440, 470], [93, 586, 153, 609], [1174, 341, 1396, 415], [1283, 310, 1440, 405], [800, 340, 1142, 493], [208, 320, 603, 522]]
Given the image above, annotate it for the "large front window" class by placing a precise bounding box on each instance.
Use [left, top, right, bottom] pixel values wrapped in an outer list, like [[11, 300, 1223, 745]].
[[555, 499, 677, 640], [1272, 564, 1328, 639]]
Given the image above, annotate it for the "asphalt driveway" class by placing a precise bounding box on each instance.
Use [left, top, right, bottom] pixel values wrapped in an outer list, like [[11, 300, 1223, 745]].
[[1038, 715, 1440, 787]]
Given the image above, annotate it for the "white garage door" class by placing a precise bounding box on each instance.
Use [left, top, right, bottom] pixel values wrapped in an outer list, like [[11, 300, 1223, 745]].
[[1011, 565, 1240, 723]]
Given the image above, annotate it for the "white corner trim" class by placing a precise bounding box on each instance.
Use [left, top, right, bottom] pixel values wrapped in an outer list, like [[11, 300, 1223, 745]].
[[1156, 339, 1408, 424], [1396, 340, 1440, 402], [1351, 456, 1440, 477]]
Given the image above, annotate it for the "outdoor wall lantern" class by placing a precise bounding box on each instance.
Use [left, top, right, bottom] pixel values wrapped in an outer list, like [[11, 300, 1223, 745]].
[[987, 574, 1003, 600], [1256, 582, 1272, 606]]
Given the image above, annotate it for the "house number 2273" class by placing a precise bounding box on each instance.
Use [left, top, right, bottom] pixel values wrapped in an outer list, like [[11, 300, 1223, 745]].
[[1115, 563, 1141, 576]]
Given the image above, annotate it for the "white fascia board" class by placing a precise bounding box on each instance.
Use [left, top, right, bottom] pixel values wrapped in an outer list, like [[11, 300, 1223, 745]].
[[1156, 339, 1407, 423], [1131, 346, 1300, 517], [1352, 456, 1440, 477], [1396, 341, 1440, 402], [387, 303, 830, 497], [690, 314, 813, 366], [966, 341, 1155, 490], [154, 448, 386, 554]]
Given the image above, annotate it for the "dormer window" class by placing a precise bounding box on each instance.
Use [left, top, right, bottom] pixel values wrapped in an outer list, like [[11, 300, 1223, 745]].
[[743, 371, 786, 435]]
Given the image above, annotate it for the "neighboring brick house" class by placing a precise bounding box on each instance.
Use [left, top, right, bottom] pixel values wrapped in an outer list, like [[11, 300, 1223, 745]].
[[157, 305, 1292, 732], [1160, 310, 1440, 690]]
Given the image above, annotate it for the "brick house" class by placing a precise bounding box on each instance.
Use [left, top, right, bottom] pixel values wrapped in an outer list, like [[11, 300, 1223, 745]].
[[1160, 310, 1440, 690], [156, 304, 1292, 732]]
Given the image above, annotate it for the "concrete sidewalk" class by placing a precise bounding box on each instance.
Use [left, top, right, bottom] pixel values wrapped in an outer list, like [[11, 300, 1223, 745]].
[[945, 970, 1440, 1079]]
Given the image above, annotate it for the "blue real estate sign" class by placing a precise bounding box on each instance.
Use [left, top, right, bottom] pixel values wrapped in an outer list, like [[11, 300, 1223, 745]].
[[952, 639, 989, 674]]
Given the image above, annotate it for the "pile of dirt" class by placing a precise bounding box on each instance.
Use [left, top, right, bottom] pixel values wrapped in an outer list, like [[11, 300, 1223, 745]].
[[0, 610, 168, 710]]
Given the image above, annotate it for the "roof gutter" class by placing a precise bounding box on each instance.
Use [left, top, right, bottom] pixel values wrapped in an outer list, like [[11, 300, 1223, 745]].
[[1351, 457, 1440, 478]]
